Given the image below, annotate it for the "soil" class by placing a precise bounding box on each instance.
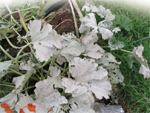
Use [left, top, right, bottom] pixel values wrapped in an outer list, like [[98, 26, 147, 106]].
[[0, 2, 129, 113]]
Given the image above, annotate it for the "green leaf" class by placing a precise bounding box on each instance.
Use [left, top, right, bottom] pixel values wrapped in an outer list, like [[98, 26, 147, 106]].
[[120, 15, 133, 31]]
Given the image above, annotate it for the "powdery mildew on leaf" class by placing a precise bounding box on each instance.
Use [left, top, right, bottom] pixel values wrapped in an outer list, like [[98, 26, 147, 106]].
[[139, 65, 150, 79], [84, 43, 105, 59], [28, 20, 62, 62], [49, 67, 64, 88], [81, 31, 98, 45], [108, 37, 124, 50], [0, 60, 12, 79], [69, 57, 111, 99], [19, 60, 35, 71], [34, 78, 67, 111], [62, 78, 95, 113], [0, 90, 18, 109], [60, 40, 85, 62], [79, 13, 98, 34], [96, 53, 124, 84], [12, 71, 35, 94], [132, 45, 148, 68]]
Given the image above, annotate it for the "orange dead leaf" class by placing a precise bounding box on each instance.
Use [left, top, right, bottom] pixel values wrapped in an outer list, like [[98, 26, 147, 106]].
[[5, 108, 13, 113], [1, 103, 11, 109], [27, 103, 36, 112], [19, 108, 25, 113]]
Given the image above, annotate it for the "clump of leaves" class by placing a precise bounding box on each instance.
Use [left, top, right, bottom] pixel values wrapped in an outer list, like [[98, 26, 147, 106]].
[[0, 2, 149, 113]]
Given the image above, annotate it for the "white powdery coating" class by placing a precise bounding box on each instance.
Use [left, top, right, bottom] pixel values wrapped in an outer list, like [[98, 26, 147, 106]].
[[28, 20, 62, 62], [69, 57, 111, 99], [139, 65, 150, 79], [84, 43, 105, 59]]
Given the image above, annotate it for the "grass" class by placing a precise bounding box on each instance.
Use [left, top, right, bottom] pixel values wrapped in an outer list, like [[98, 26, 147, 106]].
[[77, 0, 150, 112]]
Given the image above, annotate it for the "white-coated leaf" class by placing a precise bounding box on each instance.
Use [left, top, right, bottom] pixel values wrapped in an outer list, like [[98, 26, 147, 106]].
[[34, 78, 67, 110], [96, 53, 124, 84], [96, 53, 121, 66], [81, 31, 98, 45], [0, 60, 12, 79], [12, 71, 34, 94], [56, 55, 66, 65], [112, 27, 121, 33], [108, 37, 124, 50], [69, 57, 111, 99], [60, 40, 85, 62], [99, 27, 113, 40], [79, 13, 98, 34], [0, 90, 18, 109], [84, 43, 105, 59], [49, 67, 64, 88], [104, 9, 115, 21], [28, 20, 62, 62], [19, 60, 35, 71], [15, 95, 35, 113], [62, 78, 95, 113], [132, 45, 148, 68], [139, 65, 150, 79]]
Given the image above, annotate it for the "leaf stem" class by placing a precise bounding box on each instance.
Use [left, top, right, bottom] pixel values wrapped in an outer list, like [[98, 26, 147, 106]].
[[0, 45, 15, 60], [9, 68, 23, 76], [120, 49, 132, 53], [0, 84, 14, 88], [5, 35, 22, 49], [68, 0, 79, 38]]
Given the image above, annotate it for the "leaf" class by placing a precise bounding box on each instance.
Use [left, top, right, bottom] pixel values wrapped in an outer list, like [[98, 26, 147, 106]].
[[81, 31, 98, 45], [0, 60, 12, 79], [99, 27, 113, 40], [139, 65, 150, 79], [108, 37, 124, 50], [132, 45, 148, 68], [84, 43, 105, 59], [120, 15, 132, 31], [34, 77, 68, 110], [49, 67, 64, 88], [19, 60, 35, 71], [28, 20, 62, 62], [60, 40, 85, 62], [0, 90, 18, 109], [62, 78, 95, 113], [12, 70, 35, 94], [79, 13, 98, 34], [96, 53, 124, 84], [69, 57, 111, 99]]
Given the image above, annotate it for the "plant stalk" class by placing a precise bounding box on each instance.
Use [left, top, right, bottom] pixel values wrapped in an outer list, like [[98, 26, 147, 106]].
[[68, 0, 79, 38]]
